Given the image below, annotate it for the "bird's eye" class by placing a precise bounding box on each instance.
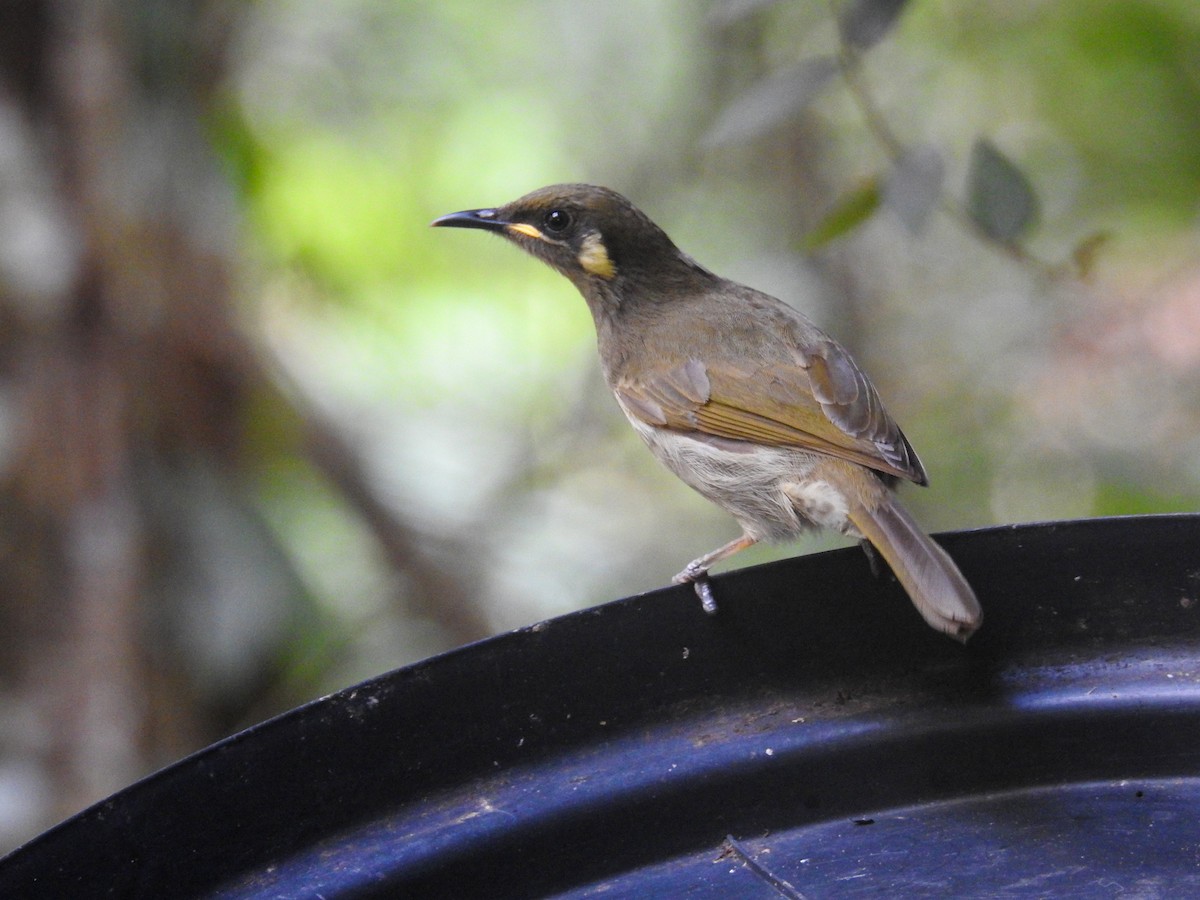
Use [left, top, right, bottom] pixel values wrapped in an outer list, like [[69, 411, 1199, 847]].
[[543, 209, 572, 235]]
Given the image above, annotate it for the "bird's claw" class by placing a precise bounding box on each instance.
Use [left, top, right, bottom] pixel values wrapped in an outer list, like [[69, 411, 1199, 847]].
[[695, 579, 718, 615], [673, 564, 718, 614]]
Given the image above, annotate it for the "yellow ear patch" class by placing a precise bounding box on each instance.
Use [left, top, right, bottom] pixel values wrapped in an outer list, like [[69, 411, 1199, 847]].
[[578, 232, 616, 279], [506, 223, 544, 240]]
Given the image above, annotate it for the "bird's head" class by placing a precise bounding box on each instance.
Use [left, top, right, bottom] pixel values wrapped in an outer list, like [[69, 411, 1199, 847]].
[[432, 184, 709, 300]]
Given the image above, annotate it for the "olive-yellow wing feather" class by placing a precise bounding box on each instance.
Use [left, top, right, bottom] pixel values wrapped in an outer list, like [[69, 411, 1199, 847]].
[[614, 342, 926, 485]]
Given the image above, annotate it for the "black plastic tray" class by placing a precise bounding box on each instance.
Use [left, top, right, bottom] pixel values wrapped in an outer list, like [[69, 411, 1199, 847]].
[[3, 515, 1199, 897]]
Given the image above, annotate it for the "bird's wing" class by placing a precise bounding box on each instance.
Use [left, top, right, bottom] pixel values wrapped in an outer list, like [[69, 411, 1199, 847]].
[[613, 342, 927, 485]]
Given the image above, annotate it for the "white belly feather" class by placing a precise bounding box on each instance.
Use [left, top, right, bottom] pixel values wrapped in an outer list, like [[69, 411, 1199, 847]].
[[621, 411, 858, 542]]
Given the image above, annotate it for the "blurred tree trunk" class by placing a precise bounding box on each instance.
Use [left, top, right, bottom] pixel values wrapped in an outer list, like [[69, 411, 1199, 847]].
[[0, 0, 491, 848], [0, 0, 252, 833]]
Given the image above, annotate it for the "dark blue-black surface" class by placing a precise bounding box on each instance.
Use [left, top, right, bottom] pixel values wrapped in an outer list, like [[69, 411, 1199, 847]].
[[2, 515, 1199, 898]]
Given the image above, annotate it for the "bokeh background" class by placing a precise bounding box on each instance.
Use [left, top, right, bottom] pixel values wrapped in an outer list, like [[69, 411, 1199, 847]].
[[1, 0, 1198, 851]]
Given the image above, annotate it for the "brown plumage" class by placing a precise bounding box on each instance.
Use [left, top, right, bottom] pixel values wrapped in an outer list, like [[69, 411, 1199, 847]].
[[433, 184, 981, 641]]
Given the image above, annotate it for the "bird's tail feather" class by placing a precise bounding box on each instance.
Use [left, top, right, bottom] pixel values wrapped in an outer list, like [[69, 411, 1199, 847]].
[[848, 494, 982, 642]]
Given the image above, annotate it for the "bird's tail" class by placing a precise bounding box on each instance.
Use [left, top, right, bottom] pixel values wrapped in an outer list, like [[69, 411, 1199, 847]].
[[848, 493, 982, 642]]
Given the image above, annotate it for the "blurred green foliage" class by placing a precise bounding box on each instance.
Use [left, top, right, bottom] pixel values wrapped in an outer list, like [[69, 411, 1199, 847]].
[[907, 0, 1200, 234]]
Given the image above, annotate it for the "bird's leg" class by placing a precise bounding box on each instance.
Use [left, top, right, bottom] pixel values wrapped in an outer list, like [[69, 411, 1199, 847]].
[[673, 534, 758, 615], [860, 538, 886, 580]]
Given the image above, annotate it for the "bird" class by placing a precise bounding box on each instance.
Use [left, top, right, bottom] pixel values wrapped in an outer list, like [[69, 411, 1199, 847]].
[[432, 184, 981, 641]]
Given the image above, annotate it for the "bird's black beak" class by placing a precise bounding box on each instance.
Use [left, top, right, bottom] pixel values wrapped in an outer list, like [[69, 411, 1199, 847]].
[[430, 208, 508, 232]]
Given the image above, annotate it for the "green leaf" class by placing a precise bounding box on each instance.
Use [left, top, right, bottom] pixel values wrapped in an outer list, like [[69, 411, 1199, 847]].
[[838, 0, 911, 50], [707, 0, 787, 28], [802, 179, 881, 250], [1070, 230, 1113, 279], [882, 144, 944, 233], [966, 138, 1038, 243], [704, 58, 840, 147]]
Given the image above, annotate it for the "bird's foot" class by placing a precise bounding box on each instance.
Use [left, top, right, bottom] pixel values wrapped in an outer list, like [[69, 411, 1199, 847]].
[[673, 564, 718, 615], [860, 539, 888, 581]]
